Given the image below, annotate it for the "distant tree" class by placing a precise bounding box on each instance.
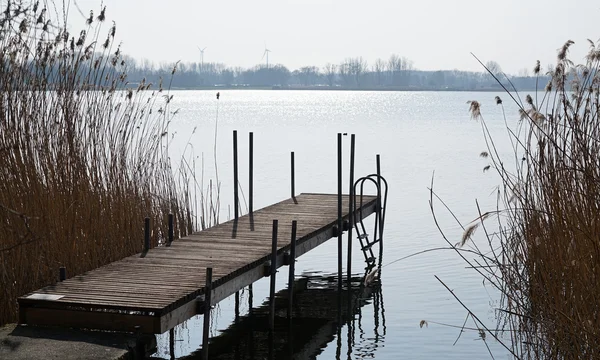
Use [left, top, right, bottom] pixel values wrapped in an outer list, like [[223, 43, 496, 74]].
[[323, 63, 337, 87], [485, 60, 502, 79], [298, 66, 320, 86], [388, 54, 402, 85], [373, 58, 385, 86], [338, 61, 352, 86], [346, 57, 367, 87], [518, 68, 530, 77]]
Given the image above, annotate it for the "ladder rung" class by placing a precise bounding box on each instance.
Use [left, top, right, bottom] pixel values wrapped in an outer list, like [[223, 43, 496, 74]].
[[361, 239, 380, 251], [366, 256, 376, 263], [358, 233, 369, 240]]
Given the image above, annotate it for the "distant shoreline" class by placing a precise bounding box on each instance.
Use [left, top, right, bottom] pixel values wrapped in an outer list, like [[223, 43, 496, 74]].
[[168, 85, 538, 92]]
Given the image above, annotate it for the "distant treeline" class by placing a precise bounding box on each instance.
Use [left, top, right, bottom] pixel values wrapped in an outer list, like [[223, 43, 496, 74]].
[[124, 55, 549, 91]]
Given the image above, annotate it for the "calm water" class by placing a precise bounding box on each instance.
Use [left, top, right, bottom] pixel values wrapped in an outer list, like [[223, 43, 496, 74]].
[[151, 90, 520, 359]]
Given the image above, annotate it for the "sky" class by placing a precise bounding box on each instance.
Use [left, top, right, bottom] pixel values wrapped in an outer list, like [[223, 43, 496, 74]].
[[68, 0, 599, 74]]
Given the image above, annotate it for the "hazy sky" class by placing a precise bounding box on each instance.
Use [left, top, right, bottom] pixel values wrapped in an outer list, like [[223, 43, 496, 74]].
[[71, 0, 599, 74]]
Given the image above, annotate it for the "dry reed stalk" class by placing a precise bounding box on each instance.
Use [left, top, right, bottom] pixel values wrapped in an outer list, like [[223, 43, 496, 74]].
[[433, 40, 600, 359], [0, 1, 201, 326]]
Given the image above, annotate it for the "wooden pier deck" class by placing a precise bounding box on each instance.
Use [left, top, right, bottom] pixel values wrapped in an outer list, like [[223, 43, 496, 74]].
[[18, 193, 377, 334]]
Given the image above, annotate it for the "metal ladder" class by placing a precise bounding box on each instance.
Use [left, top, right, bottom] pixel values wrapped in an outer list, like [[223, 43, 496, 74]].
[[353, 174, 388, 268]]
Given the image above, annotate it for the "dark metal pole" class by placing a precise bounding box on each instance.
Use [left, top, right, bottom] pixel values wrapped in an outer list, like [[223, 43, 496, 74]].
[[269, 219, 278, 331], [202, 267, 213, 360], [59, 267, 66, 282], [248, 283, 253, 317], [233, 130, 239, 220], [235, 291, 240, 323], [291, 151, 295, 198], [348, 134, 355, 284], [168, 213, 174, 243], [287, 220, 297, 323], [249, 132, 254, 214], [337, 133, 343, 294], [144, 217, 150, 252], [376, 154, 383, 265], [169, 328, 175, 360]]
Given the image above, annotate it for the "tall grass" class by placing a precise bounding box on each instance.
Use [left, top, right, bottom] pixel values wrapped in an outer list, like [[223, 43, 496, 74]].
[[432, 40, 600, 358], [0, 1, 194, 326]]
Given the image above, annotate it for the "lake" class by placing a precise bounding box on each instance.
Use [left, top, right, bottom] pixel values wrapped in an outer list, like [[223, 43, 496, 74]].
[[151, 90, 521, 359]]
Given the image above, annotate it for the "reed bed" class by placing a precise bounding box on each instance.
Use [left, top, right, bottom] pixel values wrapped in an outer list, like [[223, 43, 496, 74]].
[[0, 1, 197, 326], [432, 40, 600, 359]]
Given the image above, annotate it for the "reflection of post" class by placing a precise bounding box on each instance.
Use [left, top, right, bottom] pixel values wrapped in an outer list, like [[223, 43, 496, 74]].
[[202, 267, 213, 360], [268, 328, 274, 360], [335, 326, 342, 359], [269, 220, 278, 331], [337, 133, 343, 324], [287, 220, 297, 323], [169, 328, 175, 360], [347, 314, 353, 360], [235, 291, 240, 323], [373, 286, 380, 342]]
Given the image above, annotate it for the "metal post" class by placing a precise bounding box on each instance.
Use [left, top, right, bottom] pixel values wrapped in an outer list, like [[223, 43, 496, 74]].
[[348, 134, 355, 284], [248, 284, 254, 317], [287, 220, 297, 322], [269, 219, 278, 330], [291, 152, 295, 198], [376, 154, 383, 265], [233, 130, 239, 220], [168, 213, 174, 244], [202, 267, 213, 360], [169, 328, 175, 360], [337, 133, 343, 326], [337, 133, 343, 293], [235, 291, 240, 323], [59, 267, 66, 282], [249, 132, 254, 214], [144, 217, 150, 252]]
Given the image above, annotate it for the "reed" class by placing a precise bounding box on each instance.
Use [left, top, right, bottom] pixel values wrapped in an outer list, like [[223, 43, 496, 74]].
[[432, 39, 600, 358], [0, 1, 194, 326]]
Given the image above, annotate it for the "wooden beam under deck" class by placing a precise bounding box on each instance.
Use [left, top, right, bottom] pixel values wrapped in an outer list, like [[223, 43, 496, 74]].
[[18, 193, 377, 334]]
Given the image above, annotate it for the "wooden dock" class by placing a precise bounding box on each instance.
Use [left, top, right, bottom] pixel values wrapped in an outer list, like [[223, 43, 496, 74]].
[[18, 193, 377, 334]]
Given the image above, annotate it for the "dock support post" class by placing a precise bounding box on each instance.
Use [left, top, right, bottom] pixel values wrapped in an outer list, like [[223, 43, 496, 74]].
[[168, 213, 174, 244], [377, 154, 383, 266], [337, 133, 343, 293], [235, 291, 240, 323], [348, 134, 355, 284], [169, 328, 175, 360], [291, 151, 295, 199], [337, 133, 343, 325], [59, 267, 66, 282], [233, 130, 239, 220], [287, 220, 297, 323], [269, 219, 278, 331], [144, 217, 150, 252], [249, 132, 253, 215], [202, 267, 213, 360], [248, 283, 254, 317]]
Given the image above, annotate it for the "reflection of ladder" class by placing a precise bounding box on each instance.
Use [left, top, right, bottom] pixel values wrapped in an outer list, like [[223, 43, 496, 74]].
[[353, 174, 388, 268]]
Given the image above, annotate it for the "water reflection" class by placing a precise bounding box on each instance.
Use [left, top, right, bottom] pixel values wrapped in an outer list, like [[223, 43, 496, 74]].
[[172, 273, 385, 360]]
